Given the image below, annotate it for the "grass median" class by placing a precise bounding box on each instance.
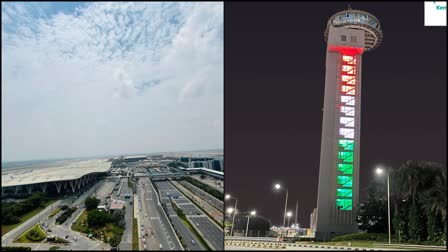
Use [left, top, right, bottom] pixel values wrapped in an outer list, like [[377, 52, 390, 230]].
[[132, 218, 139, 250]]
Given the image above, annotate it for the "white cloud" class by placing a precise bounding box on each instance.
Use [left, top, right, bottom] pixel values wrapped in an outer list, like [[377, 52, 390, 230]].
[[1, 2, 223, 161]]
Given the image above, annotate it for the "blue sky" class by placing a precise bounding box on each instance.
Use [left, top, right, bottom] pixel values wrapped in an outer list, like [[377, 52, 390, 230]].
[[1, 2, 223, 162]]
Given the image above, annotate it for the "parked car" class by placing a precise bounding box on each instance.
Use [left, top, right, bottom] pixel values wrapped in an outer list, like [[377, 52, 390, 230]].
[[65, 235, 69, 239], [191, 240, 196, 245]]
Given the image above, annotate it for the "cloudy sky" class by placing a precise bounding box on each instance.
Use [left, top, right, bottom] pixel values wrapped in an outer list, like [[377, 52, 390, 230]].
[[2, 2, 223, 162]]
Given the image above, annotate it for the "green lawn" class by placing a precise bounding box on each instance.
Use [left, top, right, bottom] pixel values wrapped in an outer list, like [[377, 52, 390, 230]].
[[48, 208, 61, 219], [2, 199, 56, 236], [71, 210, 89, 233], [132, 218, 139, 250], [13, 223, 46, 243]]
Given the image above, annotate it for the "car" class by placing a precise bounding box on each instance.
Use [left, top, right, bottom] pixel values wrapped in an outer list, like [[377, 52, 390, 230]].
[[65, 235, 69, 239], [74, 237, 77, 241], [48, 229, 52, 232], [143, 238, 146, 243], [196, 223, 200, 227], [191, 240, 196, 245], [159, 244, 163, 249]]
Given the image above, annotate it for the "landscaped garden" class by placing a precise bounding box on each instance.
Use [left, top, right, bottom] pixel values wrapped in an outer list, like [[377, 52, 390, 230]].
[[71, 196, 125, 247], [13, 223, 46, 243]]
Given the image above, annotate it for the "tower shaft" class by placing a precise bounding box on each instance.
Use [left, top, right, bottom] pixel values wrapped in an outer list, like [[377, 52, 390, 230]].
[[315, 26, 364, 240]]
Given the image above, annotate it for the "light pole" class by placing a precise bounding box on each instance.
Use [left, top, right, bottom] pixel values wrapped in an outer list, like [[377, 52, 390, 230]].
[[274, 183, 288, 244], [376, 166, 391, 245], [225, 194, 238, 236], [287, 211, 293, 227], [245, 210, 256, 237]]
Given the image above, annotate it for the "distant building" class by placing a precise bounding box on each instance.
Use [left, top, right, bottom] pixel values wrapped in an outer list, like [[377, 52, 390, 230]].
[[123, 155, 147, 162], [109, 199, 126, 212], [180, 157, 224, 172]]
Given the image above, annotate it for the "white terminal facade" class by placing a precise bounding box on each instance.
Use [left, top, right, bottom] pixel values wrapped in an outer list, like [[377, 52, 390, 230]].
[[1, 160, 111, 195], [315, 9, 383, 240]]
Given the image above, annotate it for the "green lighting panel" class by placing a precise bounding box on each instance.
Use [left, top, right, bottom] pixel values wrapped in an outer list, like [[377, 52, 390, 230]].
[[338, 163, 353, 175], [337, 175, 353, 187], [336, 198, 352, 210], [338, 151, 353, 162], [338, 139, 354, 151], [337, 188, 353, 198]]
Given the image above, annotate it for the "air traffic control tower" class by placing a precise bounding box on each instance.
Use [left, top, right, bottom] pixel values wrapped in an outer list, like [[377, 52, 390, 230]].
[[315, 9, 382, 240]]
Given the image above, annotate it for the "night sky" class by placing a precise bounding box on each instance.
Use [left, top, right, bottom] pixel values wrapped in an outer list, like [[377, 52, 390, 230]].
[[224, 2, 446, 227]]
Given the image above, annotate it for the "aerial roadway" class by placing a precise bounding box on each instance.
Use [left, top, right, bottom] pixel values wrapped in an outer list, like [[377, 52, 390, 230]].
[[137, 177, 183, 250]]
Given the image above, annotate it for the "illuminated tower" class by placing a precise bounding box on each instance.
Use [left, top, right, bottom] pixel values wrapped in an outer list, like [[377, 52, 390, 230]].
[[315, 9, 382, 240]]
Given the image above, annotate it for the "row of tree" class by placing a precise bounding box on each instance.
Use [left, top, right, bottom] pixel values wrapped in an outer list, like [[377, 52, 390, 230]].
[[357, 160, 446, 245]]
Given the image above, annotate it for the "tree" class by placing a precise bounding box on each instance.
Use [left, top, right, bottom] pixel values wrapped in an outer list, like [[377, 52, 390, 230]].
[[87, 210, 111, 228], [85, 197, 100, 211], [420, 168, 446, 222], [356, 181, 387, 233]]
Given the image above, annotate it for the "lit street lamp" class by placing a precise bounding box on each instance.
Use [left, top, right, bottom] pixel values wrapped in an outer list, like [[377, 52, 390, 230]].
[[245, 210, 256, 237], [274, 183, 288, 243], [287, 211, 293, 227], [225, 194, 238, 236], [375, 166, 391, 245]]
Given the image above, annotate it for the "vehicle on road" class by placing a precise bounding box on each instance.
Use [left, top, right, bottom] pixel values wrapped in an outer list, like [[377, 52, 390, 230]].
[[196, 223, 200, 227], [65, 235, 69, 239], [48, 229, 52, 232], [74, 237, 77, 241], [191, 240, 196, 245], [159, 244, 163, 249]]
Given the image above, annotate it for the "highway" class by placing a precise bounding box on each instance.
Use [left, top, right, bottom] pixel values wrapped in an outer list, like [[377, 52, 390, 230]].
[[154, 181, 205, 251], [139, 177, 183, 250], [179, 180, 223, 211], [155, 180, 224, 250]]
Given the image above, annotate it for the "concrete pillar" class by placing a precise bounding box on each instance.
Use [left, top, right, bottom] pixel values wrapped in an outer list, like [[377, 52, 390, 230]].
[[2, 187, 4, 195], [69, 180, 76, 193], [63, 181, 68, 190], [13, 186, 20, 194], [54, 182, 62, 193], [41, 183, 48, 193], [26, 184, 33, 194], [76, 179, 81, 190], [81, 177, 85, 187]]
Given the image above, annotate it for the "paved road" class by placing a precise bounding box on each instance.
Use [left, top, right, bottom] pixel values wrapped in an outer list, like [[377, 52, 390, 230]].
[[119, 180, 133, 250], [179, 180, 223, 211], [140, 178, 183, 250], [155, 181, 205, 251], [2, 179, 110, 251], [156, 181, 224, 250]]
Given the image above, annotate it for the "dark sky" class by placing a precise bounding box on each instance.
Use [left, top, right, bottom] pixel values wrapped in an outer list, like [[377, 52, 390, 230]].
[[224, 2, 446, 227]]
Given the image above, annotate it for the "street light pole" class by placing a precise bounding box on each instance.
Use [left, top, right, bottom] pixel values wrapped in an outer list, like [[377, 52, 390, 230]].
[[387, 170, 391, 245], [231, 198, 238, 236], [245, 210, 256, 237], [376, 166, 391, 245], [226, 194, 238, 237]]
